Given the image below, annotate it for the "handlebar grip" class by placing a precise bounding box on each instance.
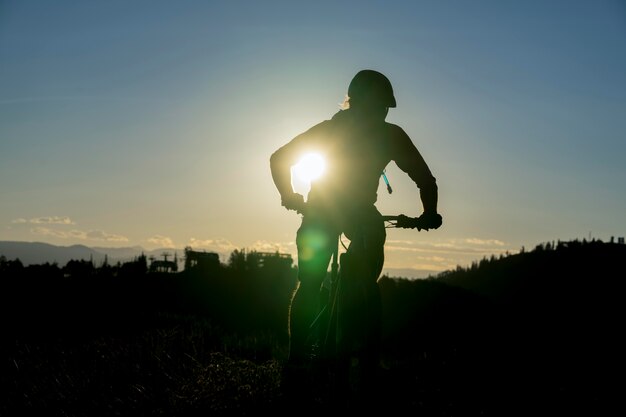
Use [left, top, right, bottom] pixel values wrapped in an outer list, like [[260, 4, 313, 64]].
[[384, 214, 429, 230], [398, 215, 426, 230]]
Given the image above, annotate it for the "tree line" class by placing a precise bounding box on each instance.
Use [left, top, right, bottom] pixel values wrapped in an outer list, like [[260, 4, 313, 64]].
[[0, 249, 297, 343], [1, 239, 623, 414]]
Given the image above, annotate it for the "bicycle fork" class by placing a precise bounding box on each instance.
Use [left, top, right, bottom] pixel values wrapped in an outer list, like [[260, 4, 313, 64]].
[[324, 234, 341, 356]]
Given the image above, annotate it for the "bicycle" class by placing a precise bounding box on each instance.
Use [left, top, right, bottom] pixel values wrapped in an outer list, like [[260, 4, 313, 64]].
[[303, 213, 434, 405]]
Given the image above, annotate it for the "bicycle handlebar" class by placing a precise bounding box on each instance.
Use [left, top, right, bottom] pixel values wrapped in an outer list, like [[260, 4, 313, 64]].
[[294, 204, 437, 231], [382, 214, 431, 231]]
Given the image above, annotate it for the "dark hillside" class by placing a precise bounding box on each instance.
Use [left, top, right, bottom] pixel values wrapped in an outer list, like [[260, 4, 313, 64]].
[[436, 239, 623, 357], [1, 241, 622, 415], [377, 239, 624, 415]]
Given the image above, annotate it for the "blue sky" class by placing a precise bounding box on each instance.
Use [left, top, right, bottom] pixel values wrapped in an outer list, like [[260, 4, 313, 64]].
[[1, 0, 625, 277]]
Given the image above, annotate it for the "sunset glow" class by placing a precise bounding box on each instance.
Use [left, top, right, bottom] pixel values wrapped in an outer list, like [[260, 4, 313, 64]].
[[1, 1, 624, 277], [293, 153, 326, 184]]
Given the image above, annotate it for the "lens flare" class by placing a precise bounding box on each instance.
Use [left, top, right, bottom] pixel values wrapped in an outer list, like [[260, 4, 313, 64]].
[[293, 153, 326, 183]]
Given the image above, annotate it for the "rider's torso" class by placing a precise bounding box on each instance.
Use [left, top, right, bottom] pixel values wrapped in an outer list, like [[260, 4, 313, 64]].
[[306, 111, 393, 213]]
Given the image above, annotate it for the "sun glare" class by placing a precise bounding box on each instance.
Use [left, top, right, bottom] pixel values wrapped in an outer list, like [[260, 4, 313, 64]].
[[293, 153, 326, 183]]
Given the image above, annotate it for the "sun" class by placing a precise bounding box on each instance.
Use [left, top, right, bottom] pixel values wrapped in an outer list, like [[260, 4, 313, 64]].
[[293, 153, 326, 183]]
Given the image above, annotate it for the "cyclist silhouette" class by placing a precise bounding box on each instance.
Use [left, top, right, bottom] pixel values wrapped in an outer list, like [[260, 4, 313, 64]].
[[270, 69, 442, 401]]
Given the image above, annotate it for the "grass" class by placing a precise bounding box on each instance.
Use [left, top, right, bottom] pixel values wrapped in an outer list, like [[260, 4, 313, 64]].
[[2, 311, 501, 416], [2, 313, 285, 416]]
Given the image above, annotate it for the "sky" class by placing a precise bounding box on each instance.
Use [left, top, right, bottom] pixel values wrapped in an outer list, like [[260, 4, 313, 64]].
[[1, 0, 625, 278]]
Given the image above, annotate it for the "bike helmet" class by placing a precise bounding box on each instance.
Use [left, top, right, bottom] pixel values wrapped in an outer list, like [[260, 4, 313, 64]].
[[347, 69, 396, 108]]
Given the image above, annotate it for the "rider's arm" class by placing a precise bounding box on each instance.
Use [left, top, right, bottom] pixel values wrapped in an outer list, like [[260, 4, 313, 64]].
[[270, 144, 296, 203], [270, 122, 328, 211], [390, 124, 441, 226]]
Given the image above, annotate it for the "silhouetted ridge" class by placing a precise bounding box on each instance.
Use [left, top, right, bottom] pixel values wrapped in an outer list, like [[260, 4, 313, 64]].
[[1, 239, 622, 414], [435, 239, 624, 307], [375, 239, 623, 415]]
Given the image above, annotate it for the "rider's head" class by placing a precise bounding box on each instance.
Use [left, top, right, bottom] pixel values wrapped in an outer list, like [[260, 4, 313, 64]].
[[344, 69, 396, 119]]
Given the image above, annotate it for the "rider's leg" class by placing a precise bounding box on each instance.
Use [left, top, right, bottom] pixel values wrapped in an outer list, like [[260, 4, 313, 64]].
[[282, 219, 336, 405], [338, 240, 384, 359], [340, 208, 386, 397], [288, 220, 335, 363]]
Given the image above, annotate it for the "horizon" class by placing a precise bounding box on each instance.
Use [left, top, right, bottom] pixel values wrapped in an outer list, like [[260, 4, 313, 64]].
[[1, 1, 625, 276], [2, 232, 623, 280]]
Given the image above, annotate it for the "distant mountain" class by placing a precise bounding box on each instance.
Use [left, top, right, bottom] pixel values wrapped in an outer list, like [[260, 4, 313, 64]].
[[90, 245, 147, 260], [0, 241, 187, 267], [0, 241, 101, 266]]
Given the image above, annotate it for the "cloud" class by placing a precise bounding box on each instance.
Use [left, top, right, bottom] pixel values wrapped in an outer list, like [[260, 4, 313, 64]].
[[31, 227, 78, 239], [464, 238, 505, 246], [249, 240, 295, 254], [13, 216, 75, 225], [30, 216, 75, 225], [385, 245, 432, 254], [188, 238, 238, 253], [385, 238, 514, 256], [386, 239, 415, 245], [412, 263, 453, 271], [147, 235, 175, 248], [382, 236, 519, 273], [85, 230, 128, 242], [31, 227, 128, 242]]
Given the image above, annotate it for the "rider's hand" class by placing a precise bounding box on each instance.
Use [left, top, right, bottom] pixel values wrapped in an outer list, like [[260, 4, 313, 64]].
[[281, 192, 305, 213], [418, 212, 442, 230]]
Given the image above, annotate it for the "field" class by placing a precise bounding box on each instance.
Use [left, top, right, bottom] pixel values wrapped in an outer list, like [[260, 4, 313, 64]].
[[1, 241, 622, 415]]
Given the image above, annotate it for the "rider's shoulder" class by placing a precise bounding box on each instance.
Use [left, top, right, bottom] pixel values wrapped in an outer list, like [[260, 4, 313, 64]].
[[297, 119, 334, 138], [384, 122, 411, 141]]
